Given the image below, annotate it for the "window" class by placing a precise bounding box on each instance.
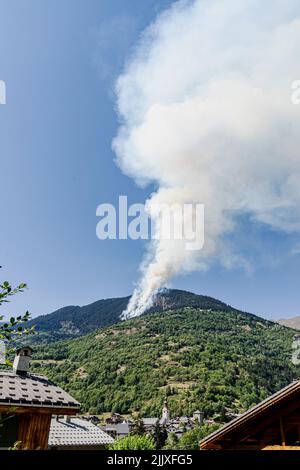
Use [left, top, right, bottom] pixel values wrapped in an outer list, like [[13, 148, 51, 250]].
[[0, 414, 19, 448]]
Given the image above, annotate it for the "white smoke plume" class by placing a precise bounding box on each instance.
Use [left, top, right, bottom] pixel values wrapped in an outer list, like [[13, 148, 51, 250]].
[[113, 0, 300, 319]]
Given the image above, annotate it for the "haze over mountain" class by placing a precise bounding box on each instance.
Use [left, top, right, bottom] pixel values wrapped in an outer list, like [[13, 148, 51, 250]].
[[277, 317, 300, 331]]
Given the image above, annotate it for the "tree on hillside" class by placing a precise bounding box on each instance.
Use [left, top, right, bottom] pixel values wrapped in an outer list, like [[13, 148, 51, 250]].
[[131, 415, 146, 436], [152, 420, 168, 450], [108, 434, 155, 450]]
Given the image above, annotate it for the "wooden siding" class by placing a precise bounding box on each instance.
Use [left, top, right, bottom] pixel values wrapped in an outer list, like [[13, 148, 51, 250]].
[[18, 413, 52, 450], [0, 405, 79, 450], [0, 405, 78, 415]]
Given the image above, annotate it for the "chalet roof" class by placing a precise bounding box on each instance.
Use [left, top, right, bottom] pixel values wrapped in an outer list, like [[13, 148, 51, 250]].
[[49, 417, 114, 447], [142, 417, 159, 426], [103, 422, 131, 435], [0, 370, 80, 410], [200, 379, 300, 449], [115, 422, 131, 434]]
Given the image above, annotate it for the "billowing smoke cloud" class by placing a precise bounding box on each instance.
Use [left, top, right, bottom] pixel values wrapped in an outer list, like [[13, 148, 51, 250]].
[[113, 0, 300, 319]]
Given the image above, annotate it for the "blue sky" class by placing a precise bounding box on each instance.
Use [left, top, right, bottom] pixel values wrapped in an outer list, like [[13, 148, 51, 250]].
[[0, 0, 299, 320]]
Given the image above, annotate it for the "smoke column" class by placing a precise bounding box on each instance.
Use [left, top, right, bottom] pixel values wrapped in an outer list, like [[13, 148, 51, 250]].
[[113, 0, 300, 319]]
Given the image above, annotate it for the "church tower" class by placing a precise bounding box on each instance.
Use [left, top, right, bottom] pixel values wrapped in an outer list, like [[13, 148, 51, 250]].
[[161, 399, 169, 424]]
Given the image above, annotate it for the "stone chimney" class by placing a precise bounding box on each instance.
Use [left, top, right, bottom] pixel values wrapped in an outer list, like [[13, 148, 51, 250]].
[[12, 347, 33, 376]]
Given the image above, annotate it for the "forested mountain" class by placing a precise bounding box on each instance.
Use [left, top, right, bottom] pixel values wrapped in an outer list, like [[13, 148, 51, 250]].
[[27, 289, 239, 342], [32, 306, 299, 420]]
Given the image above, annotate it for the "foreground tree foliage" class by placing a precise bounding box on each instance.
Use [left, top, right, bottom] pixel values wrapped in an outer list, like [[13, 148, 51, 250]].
[[171, 424, 220, 450], [163, 432, 180, 450], [0, 273, 34, 364], [0, 268, 34, 449], [108, 434, 155, 450]]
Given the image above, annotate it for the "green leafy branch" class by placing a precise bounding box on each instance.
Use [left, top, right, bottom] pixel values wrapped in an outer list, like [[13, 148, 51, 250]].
[[0, 277, 35, 366]]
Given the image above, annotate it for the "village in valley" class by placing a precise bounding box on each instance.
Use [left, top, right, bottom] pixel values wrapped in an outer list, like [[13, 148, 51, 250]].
[[0, 346, 213, 449], [97, 403, 208, 440], [2, 344, 300, 450]]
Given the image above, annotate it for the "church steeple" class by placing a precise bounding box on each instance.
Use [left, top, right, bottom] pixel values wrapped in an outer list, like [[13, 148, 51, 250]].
[[161, 399, 169, 423]]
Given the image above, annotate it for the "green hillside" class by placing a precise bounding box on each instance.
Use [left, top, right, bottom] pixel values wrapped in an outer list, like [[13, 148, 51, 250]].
[[32, 307, 300, 420]]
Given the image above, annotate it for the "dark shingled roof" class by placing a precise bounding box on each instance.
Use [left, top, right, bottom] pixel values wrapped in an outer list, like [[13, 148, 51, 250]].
[[0, 370, 80, 409]]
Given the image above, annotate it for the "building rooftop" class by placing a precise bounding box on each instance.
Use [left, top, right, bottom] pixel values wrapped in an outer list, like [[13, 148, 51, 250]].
[[142, 417, 159, 426], [49, 416, 114, 447], [0, 370, 80, 410], [102, 422, 131, 435], [200, 379, 300, 449]]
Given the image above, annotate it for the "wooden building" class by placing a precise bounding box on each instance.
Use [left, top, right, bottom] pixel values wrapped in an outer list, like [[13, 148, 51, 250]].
[[0, 347, 80, 449], [200, 380, 300, 450]]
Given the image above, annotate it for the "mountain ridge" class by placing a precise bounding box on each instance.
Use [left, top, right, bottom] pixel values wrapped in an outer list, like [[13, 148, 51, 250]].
[[277, 316, 300, 331], [27, 289, 256, 342]]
